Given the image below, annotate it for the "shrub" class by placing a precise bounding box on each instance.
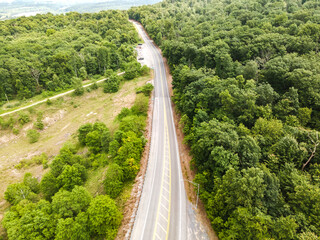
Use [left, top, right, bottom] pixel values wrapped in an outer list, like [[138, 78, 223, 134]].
[[0, 117, 14, 130], [124, 61, 141, 80], [34, 121, 44, 130], [12, 128, 20, 135], [46, 99, 52, 105], [119, 115, 146, 137], [91, 82, 99, 90], [18, 112, 30, 125], [136, 83, 154, 96], [104, 164, 124, 198], [0, 117, 4, 128], [109, 140, 120, 159], [131, 94, 149, 115], [86, 131, 103, 153], [74, 86, 84, 96], [27, 129, 40, 143], [87, 195, 122, 238], [34, 114, 44, 130], [40, 172, 59, 200], [117, 107, 131, 121], [101, 129, 112, 153], [4, 183, 37, 205], [15, 153, 48, 169], [78, 123, 93, 145], [79, 67, 88, 80], [23, 173, 40, 193], [140, 65, 149, 76], [57, 164, 87, 191], [103, 74, 120, 93]]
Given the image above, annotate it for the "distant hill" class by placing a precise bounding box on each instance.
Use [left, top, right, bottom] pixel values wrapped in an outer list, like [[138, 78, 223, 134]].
[[65, 0, 161, 12], [0, 0, 160, 20]]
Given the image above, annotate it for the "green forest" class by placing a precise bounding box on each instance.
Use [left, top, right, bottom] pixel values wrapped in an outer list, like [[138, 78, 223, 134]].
[[2, 89, 151, 240], [0, 9, 153, 240], [129, 0, 320, 239], [0, 10, 139, 103]]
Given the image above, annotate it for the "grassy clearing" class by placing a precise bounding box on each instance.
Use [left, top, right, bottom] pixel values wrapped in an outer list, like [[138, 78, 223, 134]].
[[0, 71, 153, 234], [84, 166, 108, 197], [0, 73, 112, 115]]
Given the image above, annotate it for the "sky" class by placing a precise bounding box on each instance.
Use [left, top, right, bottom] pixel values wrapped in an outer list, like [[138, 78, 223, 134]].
[[0, 0, 107, 3]]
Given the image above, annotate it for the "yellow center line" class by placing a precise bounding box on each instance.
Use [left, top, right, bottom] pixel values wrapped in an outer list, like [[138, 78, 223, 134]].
[[159, 62, 172, 240], [152, 51, 172, 240]]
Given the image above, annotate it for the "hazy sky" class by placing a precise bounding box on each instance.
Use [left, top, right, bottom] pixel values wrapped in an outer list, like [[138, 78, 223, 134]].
[[0, 0, 107, 3]]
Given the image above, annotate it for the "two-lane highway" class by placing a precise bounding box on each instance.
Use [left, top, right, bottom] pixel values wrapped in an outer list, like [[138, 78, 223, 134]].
[[130, 21, 188, 240]]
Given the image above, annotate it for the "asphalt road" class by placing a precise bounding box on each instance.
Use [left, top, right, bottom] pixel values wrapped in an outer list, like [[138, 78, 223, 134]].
[[130, 21, 188, 240]]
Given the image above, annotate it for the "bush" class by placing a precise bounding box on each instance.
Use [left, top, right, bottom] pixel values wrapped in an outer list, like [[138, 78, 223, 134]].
[[34, 114, 44, 130], [74, 86, 84, 96], [18, 112, 30, 125], [140, 65, 149, 76], [12, 128, 20, 135], [103, 74, 120, 93], [0, 117, 4, 128], [131, 94, 149, 115], [57, 164, 87, 191], [46, 99, 52, 105], [109, 139, 120, 159], [27, 129, 40, 143], [15, 153, 48, 169], [79, 67, 88, 80], [4, 183, 37, 205], [124, 61, 141, 80], [136, 83, 154, 96], [119, 115, 146, 137], [87, 195, 122, 238], [0, 117, 14, 130], [91, 82, 99, 90], [40, 172, 59, 200], [104, 164, 124, 198], [78, 123, 93, 145], [86, 131, 103, 153], [117, 108, 131, 121], [23, 173, 40, 193], [34, 121, 44, 130]]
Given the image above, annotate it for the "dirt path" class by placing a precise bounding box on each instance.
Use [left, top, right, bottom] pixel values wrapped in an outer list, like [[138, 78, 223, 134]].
[[0, 72, 124, 117]]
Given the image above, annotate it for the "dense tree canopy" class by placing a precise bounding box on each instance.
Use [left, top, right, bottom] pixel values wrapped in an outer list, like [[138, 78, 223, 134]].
[[0, 10, 139, 103], [130, 0, 320, 238]]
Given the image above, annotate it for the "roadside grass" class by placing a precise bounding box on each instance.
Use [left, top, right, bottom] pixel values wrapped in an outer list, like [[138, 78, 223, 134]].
[[116, 181, 134, 211], [0, 71, 153, 235], [84, 166, 108, 197]]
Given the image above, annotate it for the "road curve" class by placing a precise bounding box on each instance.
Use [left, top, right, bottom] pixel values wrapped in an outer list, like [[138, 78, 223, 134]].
[[130, 21, 188, 240]]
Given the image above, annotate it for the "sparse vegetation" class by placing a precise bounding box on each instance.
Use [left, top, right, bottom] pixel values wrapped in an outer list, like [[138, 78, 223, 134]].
[[26, 129, 40, 143], [15, 153, 48, 170]]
